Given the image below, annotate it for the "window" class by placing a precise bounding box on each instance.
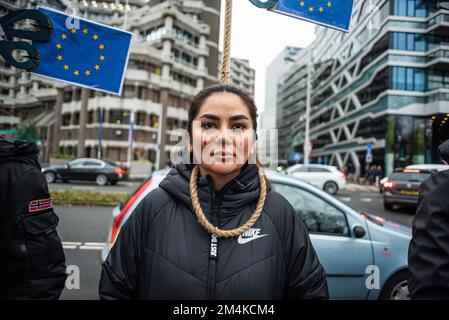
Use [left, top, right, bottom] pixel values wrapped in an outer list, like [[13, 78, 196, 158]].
[[308, 167, 331, 173], [392, 32, 428, 51], [393, 0, 428, 17], [292, 166, 308, 173], [84, 161, 102, 167], [69, 160, 84, 168], [273, 183, 349, 236], [392, 67, 426, 91]]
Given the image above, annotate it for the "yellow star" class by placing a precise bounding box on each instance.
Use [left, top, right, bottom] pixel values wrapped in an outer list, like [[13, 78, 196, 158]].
[[74, 70, 80, 76], [319, 6, 324, 12], [300, 1, 305, 6], [309, 6, 314, 12], [93, 34, 99, 40], [71, 28, 77, 34], [83, 28, 88, 35], [56, 43, 62, 49], [99, 55, 105, 61], [95, 64, 100, 70], [327, 1, 332, 7], [57, 55, 63, 61], [99, 44, 105, 50], [85, 70, 91, 76], [61, 33, 67, 40], [64, 65, 69, 70]]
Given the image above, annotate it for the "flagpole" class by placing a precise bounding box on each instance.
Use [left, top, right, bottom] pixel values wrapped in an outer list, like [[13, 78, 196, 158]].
[[305, 57, 311, 165], [127, 110, 134, 168], [97, 107, 103, 159]]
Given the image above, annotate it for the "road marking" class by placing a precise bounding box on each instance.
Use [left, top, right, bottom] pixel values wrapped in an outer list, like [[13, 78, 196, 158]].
[[62, 242, 105, 251], [63, 245, 78, 249], [62, 241, 82, 246], [79, 246, 104, 251], [361, 198, 372, 202], [84, 242, 106, 246], [338, 197, 351, 202]]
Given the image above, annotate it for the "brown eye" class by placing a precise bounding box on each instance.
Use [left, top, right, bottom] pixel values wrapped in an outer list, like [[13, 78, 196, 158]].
[[232, 124, 247, 131], [201, 122, 216, 130]]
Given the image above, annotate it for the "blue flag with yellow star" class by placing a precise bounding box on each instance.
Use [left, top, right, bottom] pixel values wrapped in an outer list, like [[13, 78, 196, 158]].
[[273, 0, 354, 32], [32, 7, 132, 95]]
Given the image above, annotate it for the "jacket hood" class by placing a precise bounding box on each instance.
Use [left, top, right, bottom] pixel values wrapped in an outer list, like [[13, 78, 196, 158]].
[[0, 139, 40, 168], [159, 162, 263, 218]]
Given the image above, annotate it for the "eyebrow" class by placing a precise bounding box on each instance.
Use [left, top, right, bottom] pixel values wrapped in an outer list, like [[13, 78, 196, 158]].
[[199, 114, 250, 121]]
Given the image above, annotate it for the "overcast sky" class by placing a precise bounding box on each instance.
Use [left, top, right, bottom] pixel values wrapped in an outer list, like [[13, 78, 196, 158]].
[[218, 1, 316, 112]]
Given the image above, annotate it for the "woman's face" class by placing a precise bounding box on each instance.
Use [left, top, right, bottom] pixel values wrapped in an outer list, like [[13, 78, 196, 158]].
[[190, 92, 256, 175]]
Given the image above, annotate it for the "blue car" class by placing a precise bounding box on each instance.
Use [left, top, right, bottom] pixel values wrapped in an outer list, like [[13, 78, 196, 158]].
[[102, 169, 411, 300]]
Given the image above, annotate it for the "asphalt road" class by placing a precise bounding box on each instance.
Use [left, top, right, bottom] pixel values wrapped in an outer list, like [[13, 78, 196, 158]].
[[56, 205, 112, 300], [54, 188, 415, 299]]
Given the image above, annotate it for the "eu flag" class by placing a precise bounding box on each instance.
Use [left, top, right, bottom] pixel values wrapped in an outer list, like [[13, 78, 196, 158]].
[[273, 0, 354, 32], [32, 7, 132, 95]]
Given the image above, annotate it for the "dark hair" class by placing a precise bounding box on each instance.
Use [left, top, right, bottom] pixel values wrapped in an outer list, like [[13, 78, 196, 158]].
[[187, 84, 258, 138]]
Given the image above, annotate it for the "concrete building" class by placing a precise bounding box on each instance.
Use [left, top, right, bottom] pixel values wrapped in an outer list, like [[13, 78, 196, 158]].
[[261, 46, 301, 162], [218, 54, 256, 97], [0, 0, 222, 168], [276, 0, 448, 177]]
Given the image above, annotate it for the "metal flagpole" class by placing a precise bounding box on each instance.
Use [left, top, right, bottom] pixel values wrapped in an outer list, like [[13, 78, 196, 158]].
[[127, 110, 135, 167], [304, 52, 312, 165]]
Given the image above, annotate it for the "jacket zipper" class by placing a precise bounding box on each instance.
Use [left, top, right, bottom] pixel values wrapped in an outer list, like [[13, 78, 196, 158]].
[[206, 197, 220, 299]]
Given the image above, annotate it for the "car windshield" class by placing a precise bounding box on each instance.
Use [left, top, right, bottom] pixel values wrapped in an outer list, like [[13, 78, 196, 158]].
[[390, 172, 431, 182]]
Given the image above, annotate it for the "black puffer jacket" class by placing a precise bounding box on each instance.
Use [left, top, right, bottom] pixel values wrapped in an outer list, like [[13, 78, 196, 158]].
[[0, 139, 66, 299], [408, 169, 449, 299], [100, 162, 328, 300]]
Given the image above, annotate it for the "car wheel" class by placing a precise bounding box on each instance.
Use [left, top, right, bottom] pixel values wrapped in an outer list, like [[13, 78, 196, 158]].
[[96, 174, 108, 186], [111, 181, 117, 186], [324, 181, 338, 195], [380, 271, 410, 300], [45, 171, 56, 183], [384, 201, 394, 211]]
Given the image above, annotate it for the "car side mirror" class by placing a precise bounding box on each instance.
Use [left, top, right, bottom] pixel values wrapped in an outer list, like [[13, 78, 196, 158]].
[[66, 163, 71, 169], [353, 225, 366, 238]]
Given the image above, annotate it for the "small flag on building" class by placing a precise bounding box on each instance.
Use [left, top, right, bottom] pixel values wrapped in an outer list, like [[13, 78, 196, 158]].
[[32, 7, 132, 95]]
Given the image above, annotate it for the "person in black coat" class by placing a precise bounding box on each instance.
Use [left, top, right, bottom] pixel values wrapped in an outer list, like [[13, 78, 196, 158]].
[[0, 139, 66, 299], [408, 139, 449, 299], [99, 85, 328, 300]]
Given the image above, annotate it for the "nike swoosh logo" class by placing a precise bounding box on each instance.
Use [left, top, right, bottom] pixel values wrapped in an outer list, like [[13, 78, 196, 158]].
[[237, 233, 268, 244]]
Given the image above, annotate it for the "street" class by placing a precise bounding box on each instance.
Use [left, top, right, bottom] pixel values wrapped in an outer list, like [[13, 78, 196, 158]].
[[54, 185, 415, 300], [49, 181, 141, 194]]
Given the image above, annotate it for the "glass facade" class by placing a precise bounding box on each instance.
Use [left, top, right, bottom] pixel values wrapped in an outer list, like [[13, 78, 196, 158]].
[[391, 67, 426, 91], [392, 0, 428, 17], [392, 32, 427, 51]]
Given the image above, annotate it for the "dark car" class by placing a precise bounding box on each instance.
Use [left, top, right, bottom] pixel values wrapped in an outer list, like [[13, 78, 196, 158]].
[[383, 169, 433, 211], [42, 158, 128, 186]]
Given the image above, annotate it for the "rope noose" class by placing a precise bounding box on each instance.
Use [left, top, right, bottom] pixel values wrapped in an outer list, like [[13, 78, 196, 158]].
[[189, 0, 268, 238]]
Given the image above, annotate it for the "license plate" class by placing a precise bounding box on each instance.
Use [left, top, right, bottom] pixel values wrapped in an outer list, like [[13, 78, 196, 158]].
[[399, 190, 419, 196]]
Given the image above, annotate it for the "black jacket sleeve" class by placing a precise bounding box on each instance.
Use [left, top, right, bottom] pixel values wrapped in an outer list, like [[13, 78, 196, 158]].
[[284, 206, 329, 299], [408, 171, 449, 299], [0, 166, 67, 299], [99, 200, 144, 300]]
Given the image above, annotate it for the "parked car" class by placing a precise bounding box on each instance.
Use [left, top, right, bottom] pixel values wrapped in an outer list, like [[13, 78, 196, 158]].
[[405, 164, 449, 172], [383, 169, 433, 211], [102, 169, 411, 300], [42, 158, 128, 186], [285, 164, 346, 195]]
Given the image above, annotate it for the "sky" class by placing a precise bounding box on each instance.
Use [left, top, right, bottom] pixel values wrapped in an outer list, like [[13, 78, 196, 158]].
[[218, 0, 316, 112]]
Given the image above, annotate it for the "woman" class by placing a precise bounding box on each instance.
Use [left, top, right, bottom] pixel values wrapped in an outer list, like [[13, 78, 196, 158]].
[[99, 84, 328, 300]]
